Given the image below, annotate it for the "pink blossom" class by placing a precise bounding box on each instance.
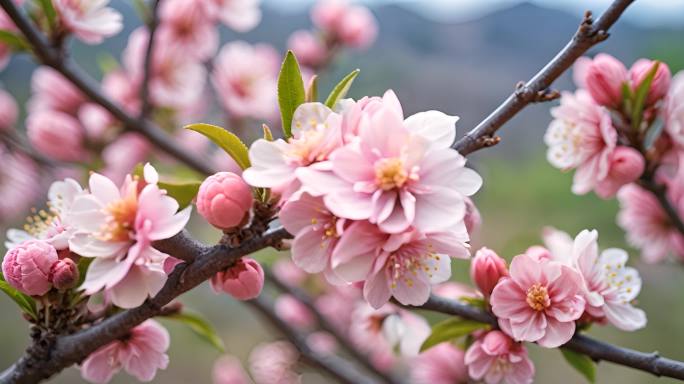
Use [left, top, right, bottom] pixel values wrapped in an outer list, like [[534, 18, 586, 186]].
[[101, 133, 151, 185], [158, 0, 218, 61], [578, 53, 628, 108], [78, 103, 114, 142], [197, 172, 253, 230], [298, 91, 479, 234], [211, 257, 264, 300], [272, 259, 307, 287], [630, 59, 671, 106], [545, 89, 617, 196], [102, 70, 140, 114], [307, 331, 337, 355], [80, 319, 169, 383], [412, 342, 468, 384], [312, 0, 347, 32], [274, 294, 315, 329], [464, 197, 482, 235], [200, 0, 261, 32], [0, 88, 18, 130], [490, 253, 585, 348], [470, 247, 508, 298], [464, 330, 535, 384], [0, 148, 39, 221], [543, 228, 646, 331], [337, 5, 378, 49], [248, 341, 300, 384], [212, 355, 250, 384], [29, 67, 85, 114], [333, 221, 470, 308], [2, 240, 58, 296], [51, 257, 79, 290], [69, 165, 192, 308], [594, 146, 645, 198], [211, 41, 279, 120], [27, 110, 87, 162], [664, 72, 684, 147], [287, 30, 327, 68], [53, 0, 123, 44]]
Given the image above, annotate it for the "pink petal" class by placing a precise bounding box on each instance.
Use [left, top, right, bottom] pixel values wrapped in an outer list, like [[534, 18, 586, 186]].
[[330, 146, 374, 183], [413, 187, 466, 233], [536, 317, 575, 348], [291, 227, 330, 273], [363, 269, 392, 309]]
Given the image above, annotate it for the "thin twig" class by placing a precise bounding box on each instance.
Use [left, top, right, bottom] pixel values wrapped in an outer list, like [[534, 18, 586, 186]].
[[453, 0, 635, 155], [139, 0, 161, 119]]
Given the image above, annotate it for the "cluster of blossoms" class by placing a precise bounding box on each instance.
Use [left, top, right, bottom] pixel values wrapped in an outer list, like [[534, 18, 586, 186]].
[[287, 0, 378, 71], [545, 54, 684, 263]]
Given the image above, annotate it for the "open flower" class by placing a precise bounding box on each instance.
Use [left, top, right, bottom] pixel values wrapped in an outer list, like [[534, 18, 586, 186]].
[[158, 0, 218, 61], [464, 330, 535, 384], [412, 342, 468, 384], [69, 164, 192, 308], [200, 0, 261, 32], [490, 253, 585, 348], [53, 0, 123, 44]]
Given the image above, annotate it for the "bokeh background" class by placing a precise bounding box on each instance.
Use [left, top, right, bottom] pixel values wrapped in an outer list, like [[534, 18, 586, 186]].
[[1, 0, 683, 383]]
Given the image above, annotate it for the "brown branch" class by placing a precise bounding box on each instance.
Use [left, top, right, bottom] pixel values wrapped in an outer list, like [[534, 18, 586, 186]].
[[453, 0, 635, 156], [139, 0, 161, 119], [265, 270, 403, 384], [639, 174, 684, 238], [247, 295, 379, 384], [0, 0, 214, 176], [404, 295, 684, 380]]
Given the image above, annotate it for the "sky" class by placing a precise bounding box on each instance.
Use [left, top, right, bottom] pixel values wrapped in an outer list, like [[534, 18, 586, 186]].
[[265, 0, 684, 27]]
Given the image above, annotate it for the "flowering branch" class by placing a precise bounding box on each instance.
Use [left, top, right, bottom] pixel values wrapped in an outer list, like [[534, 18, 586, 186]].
[[0, 0, 214, 175], [639, 172, 684, 237], [453, 0, 634, 155]]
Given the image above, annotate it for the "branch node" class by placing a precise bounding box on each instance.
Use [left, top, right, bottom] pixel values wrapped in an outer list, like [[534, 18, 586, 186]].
[[535, 89, 561, 102], [477, 135, 502, 148]]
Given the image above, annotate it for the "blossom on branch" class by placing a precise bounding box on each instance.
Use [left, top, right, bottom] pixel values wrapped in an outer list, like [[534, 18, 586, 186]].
[[464, 330, 535, 384], [53, 0, 123, 44]]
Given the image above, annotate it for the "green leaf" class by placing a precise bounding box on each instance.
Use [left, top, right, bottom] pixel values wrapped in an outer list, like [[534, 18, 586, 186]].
[[0, 30, 30, 51], [0, 274, 38, 320], [158, 180, 201, 209], [277, 51, 306, 138], [459, 296, 487, 309], [185, 123, 251, 170], [631, 61, 660, 131], [76, 257, 93, 287], [36, 0, 57, 29], [262, 124, 274, 141], [324, 69, 360, 109], [561, 348, 596, 383], [167, 310, 225, 352], [420, 318, 489, 352], [306, 74, 319, 103]]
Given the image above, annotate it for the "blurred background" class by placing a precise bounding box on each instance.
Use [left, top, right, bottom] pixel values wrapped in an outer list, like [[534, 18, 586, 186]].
[[1, 0, 683, 383]]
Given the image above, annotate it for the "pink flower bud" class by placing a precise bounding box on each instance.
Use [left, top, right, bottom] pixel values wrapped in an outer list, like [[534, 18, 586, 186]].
[[50, 258, 79, 290], [274, 294, 315, 329], [595, 146, 645, 198], [212, 355, 250, 384], [464, 197, 482, 235], [287, 30, 327, 68], [311, 0, 347, 32], [197, 172, 253, 230], [211, 257, 264, 300], [27, 110, 86, 161], [338, 6, 377, 49], [2, 240, 59, 296], [630, 59, 671, 106], [470, 247, 508, 297], [584, 53, 628, 108], [480, 330, 513, 355], [0, 89, 18, 131]]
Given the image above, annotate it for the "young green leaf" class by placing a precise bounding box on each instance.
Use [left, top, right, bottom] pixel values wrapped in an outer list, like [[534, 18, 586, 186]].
[[37, 0, 57, 29], [76, 257, 93, 287], [277, 51, 305, 138], [561, 348, 596, 383], [0, 30, 30, 51], [158, 180, 201, 209], [420, 318, 490, 352], [324, 69, 360, 108], [0, 274, 38, 320], [631, 61, 660, 131], [262, 124, 274, 141], [185, 123, 251, 170], [166, 310, 225, 352], [306, 74, 319, 103]]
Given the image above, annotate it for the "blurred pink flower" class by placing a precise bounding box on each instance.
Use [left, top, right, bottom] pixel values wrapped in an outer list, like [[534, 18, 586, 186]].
[[664, 72, 684, 147], [2, 239, 58, 296], [630, 59, 671, 106], [101, 133, 151, 185], [211, 41, 278, 120], [307, 331, 337, 355], [211, 257, 264, 300], [212, 355, 250, 384], [197, 172, 253, 230], [274, 294, 316, 329], [272, 259, 307, 287], [201, 0, 261, 32], [78, 103, 114, 142], [53, 0, 123, 44], [0, 6, 21, 70], [464, 330, 535, 384], [464, 197, 482, 235], [29, 67, 85, 114], [69, 165, 191, 308], [545, 89, 617, 196], [311, 0, 377, 49], [593, 146, 644, 198], [288, 29, 327, 68], [0, 148, 39, 221], [27, 110, 87, 161], [248, 341, 300, 384], [311, 0, 347, 32], [490, 253, 585, 348], [81, 319, 169, 383], [158, 0, 218, 61], [102, 70, 141, 114], [0, 88, 18, 130], [470, 247, 508, 298], [412, 342, 468, 384]]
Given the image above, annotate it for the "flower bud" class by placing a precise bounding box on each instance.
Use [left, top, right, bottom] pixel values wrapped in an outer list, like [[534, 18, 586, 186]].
[[470, 247, 508, 297], [27, 110, 86, 161], [2, 240, 59, 296], [197, 172, 253, 230], [480, 330, 513, 355], [464, 197, 482, 235], [630, 59, 671, 106], [274, 294, 315, 329], [0, 89, 18, 131], [211, 257, 264, 300], [288, 30, 327, 68], [338, 6, 377, 49], [595, 146, 645, 199], [50, 258, 79, 290], [311, 0, 347, 32], [584, 53, 628, 108]]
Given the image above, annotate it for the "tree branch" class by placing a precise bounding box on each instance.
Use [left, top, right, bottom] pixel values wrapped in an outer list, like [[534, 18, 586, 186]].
[[404, 295, 684, 380], [452, 0, 634, 155], [139, 0, 161, 119], [0, 0, 214, 176], [639, 174, 684, 238]]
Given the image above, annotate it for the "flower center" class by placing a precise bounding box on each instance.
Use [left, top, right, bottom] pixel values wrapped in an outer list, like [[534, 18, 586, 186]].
[[287, 129, 327, 165], [99, 194, 137, 242], [387, 244, 439, 289], [375, 158, 408, 190], [526, 283, 550, 311], [23, 207, 59, 238]]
